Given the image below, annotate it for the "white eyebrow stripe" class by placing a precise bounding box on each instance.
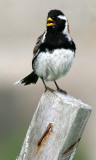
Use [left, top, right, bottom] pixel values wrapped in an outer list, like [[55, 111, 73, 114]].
[[58, 15, 67, 20]]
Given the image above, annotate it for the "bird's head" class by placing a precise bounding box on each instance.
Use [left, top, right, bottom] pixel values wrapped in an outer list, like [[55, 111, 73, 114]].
[[46, 9, 70, 34]]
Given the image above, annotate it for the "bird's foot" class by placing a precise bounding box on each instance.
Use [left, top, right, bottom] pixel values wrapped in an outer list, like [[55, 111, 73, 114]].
[[57, 88, 67, 94], [45, 86, 54, 92], [54, 81, 67, 94]]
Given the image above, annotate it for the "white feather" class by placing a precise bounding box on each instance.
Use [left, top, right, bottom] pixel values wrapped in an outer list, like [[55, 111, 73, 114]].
[[34, 48, 74, 81], [58, 15, 67, 21], [41, 31, 47, 43], [14, 79, 22, 85]]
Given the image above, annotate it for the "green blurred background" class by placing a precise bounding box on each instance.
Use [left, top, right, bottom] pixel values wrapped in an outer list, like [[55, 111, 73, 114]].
[[0, 0, 96, 160]]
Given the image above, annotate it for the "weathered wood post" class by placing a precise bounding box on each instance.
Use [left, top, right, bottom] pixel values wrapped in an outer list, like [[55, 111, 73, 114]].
[[16, 90, 92, 160]]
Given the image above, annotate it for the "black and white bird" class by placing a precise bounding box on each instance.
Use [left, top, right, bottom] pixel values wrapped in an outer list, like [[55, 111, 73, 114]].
[[15, 9, 76, 94]]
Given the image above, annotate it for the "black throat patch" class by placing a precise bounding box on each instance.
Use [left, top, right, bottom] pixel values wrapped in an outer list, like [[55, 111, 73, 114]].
[[39, 32, 76, 53]]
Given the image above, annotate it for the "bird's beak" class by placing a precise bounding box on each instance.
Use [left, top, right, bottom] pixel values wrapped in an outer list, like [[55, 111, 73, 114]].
[[47, 17, 54, 27]]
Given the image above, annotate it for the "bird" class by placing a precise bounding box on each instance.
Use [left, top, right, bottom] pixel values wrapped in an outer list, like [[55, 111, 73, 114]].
[[15, 9, 76, 94]]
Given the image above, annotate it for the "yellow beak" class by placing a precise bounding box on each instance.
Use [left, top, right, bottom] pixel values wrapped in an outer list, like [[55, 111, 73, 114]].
[[47, 17, 54, 27]]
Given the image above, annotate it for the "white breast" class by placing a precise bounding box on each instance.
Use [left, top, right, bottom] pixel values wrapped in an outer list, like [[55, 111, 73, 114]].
[[34, 49, 74, 81]]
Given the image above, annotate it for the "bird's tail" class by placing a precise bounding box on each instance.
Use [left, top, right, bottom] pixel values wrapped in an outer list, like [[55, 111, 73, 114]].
[[14, 71, 39, 86]]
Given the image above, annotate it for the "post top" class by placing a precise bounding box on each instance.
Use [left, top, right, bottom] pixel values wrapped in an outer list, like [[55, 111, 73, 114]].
[[44, 90, 92, 111]]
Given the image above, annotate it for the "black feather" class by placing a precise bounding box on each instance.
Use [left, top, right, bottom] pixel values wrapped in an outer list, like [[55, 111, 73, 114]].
[[21, 71, 39, 85]]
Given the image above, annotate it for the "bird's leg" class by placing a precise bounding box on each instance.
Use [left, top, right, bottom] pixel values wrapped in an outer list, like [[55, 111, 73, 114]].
[[54, 81, 67, 94], [41, 78, 54, 92]]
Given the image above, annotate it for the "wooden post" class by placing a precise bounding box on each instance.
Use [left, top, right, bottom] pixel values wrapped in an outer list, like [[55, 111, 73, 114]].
[[16, 90, 92, 160]]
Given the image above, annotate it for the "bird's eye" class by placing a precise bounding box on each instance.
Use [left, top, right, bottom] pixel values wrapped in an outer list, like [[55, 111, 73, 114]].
[[57, 17, 60, 22], [52, 17, 54, 19]]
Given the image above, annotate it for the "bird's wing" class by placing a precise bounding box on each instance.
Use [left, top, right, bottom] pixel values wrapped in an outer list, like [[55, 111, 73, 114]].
[[33, 31, 46, 55]]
